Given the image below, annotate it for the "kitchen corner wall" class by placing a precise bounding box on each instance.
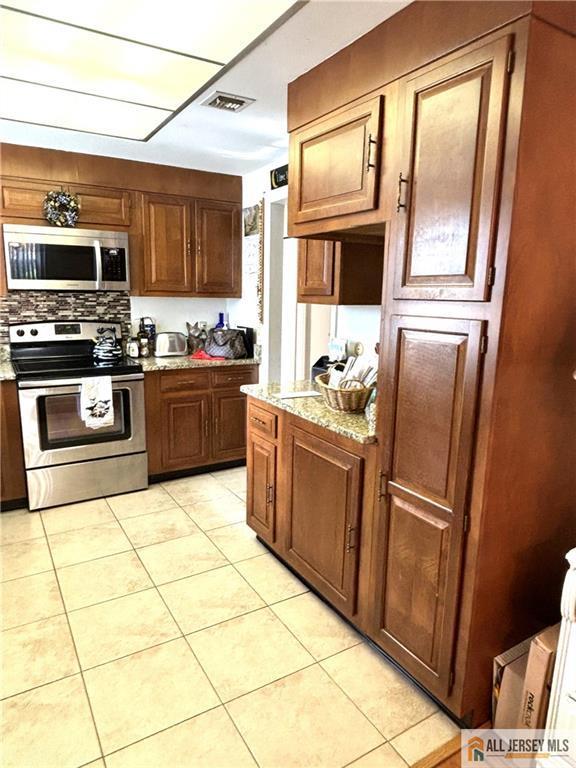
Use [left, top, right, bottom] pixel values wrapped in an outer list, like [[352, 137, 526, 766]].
[[0, 290, 132, 343], [334, 305, 381, 355], [129, 296, 226, 335]]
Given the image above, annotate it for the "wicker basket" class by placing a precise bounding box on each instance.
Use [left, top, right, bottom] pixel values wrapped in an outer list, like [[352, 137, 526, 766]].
[[315, 372, 375, 413]]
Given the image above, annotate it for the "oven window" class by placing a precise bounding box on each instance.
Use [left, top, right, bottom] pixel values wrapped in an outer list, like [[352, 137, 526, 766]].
[[8, 243, 97, 281], [38, 389, 131, 449]]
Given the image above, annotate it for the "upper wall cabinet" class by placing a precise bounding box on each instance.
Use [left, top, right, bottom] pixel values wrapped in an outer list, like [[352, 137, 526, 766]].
[[392, 37, 512, 301], [142, 193, 193, 294], [289, 96, 384, 227], [140, 194, 241, 297], [194, 200, 241, 297], [298, 238, 384, 305], [0, 178, 132, 226]]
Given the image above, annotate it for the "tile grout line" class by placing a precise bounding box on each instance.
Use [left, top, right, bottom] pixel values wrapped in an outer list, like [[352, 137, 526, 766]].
[[109, 498, 263, 768], [36, 512, 108, 766]]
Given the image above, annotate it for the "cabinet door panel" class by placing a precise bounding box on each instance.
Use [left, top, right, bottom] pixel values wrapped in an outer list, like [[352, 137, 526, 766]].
[[194, 200, 241, 296], [143, 194, 192, 293], [372, 316, 484, 696], [160, 393, 210, 470], [298, 239, 335, 299], [285, 427, 362, 617], [1, 179, 131, 225], [290, 96, 383, 223], [247, 433, 276, 543], [0, 381, 26, 504], [393, 36, 511, 300], [212, 390, 247, 462]]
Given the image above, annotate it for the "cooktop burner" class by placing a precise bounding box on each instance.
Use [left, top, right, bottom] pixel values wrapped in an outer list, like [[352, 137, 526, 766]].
[[9, 320, 143, 382], [12, 355, 142, 381]]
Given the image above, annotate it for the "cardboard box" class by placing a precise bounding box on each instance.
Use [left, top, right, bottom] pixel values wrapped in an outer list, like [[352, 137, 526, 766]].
[[518, 623, 561, 729], [493, 636, 533, 727]]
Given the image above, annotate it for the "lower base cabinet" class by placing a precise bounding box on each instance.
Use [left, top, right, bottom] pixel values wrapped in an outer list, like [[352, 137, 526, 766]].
[[145, 365, 258, 476], [246, 396, 377, 624], [0, 380, 26, 507], [284, 426, 364, 618]]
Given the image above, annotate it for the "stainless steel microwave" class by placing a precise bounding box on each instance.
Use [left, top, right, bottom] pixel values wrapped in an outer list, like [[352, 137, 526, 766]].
[[3, 224, 130, 291]]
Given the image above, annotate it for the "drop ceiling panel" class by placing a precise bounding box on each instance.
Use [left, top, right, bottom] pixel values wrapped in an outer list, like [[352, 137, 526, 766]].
[[0, 79, 170, 139], [0, 9, 222, 109], [2, 0, 297, 62]]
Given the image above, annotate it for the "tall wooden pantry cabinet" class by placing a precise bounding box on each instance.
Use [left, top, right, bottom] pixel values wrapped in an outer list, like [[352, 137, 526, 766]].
[[286, 1, 576, 726]]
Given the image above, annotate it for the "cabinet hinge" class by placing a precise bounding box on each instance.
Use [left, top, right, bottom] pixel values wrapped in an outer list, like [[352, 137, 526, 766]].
[[378, 471, 388, 501], [507, 49, 515, 74], [487, 265, 496, 287], [463, 514, 470, 533], [449, 669, 455, 690], [480, 335, 488, 355]]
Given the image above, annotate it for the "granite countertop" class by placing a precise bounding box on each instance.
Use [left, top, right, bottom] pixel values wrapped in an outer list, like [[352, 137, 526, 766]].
[[241, 380, 377, 445], [141, 356, 259, 372], [0, 346, 15, 381], [0, 359, 15, 381]]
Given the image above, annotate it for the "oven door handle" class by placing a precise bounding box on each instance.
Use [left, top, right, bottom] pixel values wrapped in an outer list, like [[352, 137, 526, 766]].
[[18, 373, 144, 388]]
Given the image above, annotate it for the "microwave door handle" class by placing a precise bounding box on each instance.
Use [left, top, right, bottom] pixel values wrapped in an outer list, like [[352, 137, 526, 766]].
[[94, 240, 103, 288]]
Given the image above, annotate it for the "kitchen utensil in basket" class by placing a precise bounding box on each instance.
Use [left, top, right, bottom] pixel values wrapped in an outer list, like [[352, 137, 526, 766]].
[[315, 372, 375, 413]]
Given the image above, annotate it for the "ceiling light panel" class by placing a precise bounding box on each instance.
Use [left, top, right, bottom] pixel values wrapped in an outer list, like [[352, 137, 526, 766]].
[[3, 0, 297, 62], [0, 9, 222, 109], [0, 78, 170, 139]]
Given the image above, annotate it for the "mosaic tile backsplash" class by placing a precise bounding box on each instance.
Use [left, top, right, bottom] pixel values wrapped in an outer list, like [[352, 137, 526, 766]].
[[0, 291, 132, 343]]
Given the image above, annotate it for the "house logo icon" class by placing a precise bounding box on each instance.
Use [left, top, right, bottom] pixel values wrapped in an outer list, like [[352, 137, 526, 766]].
[[467, 736, 485, 762]]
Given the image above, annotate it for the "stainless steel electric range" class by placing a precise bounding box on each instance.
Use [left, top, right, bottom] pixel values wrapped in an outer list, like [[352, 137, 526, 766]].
[[10, 321, 148, 511]]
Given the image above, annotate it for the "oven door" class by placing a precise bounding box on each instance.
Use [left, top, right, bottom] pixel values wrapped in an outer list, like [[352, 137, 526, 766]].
[[18, 374, 146, 468]]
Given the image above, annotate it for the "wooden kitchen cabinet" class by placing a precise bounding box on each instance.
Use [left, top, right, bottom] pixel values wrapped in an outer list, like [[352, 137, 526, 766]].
[[370, 315, 485, 697], [145, 365, 258, 477], [194, 200, 241, 297], [212, 389, 248, 462], [289, 96, 383, 226], [140, 195, 241, 297], [160, 392, 211, 471], [391, 36, 512, 301], [142, 193, 194, 294], [246, 431, 277, 544], [245, 397, 377, 622], [284, 425, 364, 618], [0, 178, 132, 226], [297, 238, 384, 305], [0, 380, 27, 508]]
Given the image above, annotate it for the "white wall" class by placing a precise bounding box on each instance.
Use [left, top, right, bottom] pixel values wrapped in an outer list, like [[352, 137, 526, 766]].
[[334, 306, 381, 356], [129, 296, 224, 336]]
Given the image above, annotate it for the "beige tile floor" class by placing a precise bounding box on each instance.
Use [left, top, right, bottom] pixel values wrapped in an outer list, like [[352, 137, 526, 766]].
[[0, 466, 460, 768]]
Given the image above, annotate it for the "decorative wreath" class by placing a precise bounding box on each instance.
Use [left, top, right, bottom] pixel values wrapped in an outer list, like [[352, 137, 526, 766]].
[[43, 189, 80, 227]]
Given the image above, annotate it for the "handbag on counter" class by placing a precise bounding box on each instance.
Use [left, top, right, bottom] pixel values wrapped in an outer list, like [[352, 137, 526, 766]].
[[204, 328, 247, 359]]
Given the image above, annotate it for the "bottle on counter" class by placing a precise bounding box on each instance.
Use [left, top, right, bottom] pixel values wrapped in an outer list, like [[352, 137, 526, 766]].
[[138, 335, 151, 358], [127, 337, 140, 358], [215, 312, 227, 329]]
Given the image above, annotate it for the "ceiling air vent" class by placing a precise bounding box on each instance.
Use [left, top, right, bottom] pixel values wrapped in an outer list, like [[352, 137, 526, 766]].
[[201, 91, 255, 113]]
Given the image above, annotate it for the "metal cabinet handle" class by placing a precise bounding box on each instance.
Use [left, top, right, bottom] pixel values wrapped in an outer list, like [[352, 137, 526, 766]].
[[366, 133, 378, 173], [250, 415, 266, 426], [186, 240, 191, 257], [396, 173, 409, 212], [346, 524, 356, 553], [266, 484, 274, 504]]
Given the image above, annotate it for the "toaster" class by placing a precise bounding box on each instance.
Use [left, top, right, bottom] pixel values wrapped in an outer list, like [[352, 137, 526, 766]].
[[154, 332, 188, 357]]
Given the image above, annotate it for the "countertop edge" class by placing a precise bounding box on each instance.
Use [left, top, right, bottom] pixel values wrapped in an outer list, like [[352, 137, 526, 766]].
[[242, 383, 377, 446]]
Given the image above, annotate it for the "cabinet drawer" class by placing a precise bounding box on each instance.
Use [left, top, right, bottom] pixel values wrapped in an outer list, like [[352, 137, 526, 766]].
[[159, 370, 210, 393], [248, 403, 277, 439], [211, 367, 257, 389]]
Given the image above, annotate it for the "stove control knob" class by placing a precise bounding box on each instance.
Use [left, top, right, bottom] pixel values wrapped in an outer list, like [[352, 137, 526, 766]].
[[16, 329, 25, 337], [30, 328, 38, 336]]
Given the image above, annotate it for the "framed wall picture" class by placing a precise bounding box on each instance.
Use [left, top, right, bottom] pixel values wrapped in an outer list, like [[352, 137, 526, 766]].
[[243, 203, 260, 237]]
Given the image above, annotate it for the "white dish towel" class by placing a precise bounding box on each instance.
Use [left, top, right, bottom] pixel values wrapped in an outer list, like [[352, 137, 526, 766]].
[[80, 376, 114, 430]]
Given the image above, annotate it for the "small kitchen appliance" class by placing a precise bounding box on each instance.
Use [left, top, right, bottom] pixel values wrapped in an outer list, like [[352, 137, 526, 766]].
[[10, 320, 148, 510], [3, 224, 130, 291], [154, 332, 188, 357]]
